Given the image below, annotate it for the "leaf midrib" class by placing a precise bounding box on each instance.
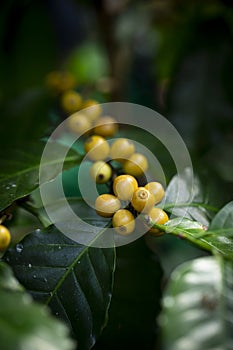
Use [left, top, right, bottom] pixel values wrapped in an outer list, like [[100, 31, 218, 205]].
[[46, 221, 112, 305]]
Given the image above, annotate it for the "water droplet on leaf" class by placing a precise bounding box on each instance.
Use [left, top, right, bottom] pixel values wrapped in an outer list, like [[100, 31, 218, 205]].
[[16, 243, 23, 253]]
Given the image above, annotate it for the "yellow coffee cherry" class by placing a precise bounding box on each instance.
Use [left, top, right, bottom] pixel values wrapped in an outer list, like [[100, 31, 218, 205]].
[[145, 182, 165, 204], [112, 209, 135, 235], [0, 225, 11, 252], [113, 175, 138, 201], [123, 153, 148, 177], [90, 161, 112, 184], [67, 113, 91, 135], [110, 138, 135, 162], [95, 194, 121, 217], [45, 71, 76, 92], [94, 116, 118, 137], [146, 207, 169, 236], [84, 135, 110, 161], [131, 187, 155, 213], [82, 99, 102, 121], [61, 90, 83, 113]]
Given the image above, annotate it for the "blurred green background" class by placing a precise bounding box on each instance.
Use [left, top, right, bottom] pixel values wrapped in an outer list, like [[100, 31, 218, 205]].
[[1, 0, 232, 178]]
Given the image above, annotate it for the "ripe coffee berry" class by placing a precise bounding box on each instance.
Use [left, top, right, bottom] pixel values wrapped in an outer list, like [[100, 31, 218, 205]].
[[90, 161, 112, 184], [110, 138, 135, 162], [123, 153, 148, 177], [61, 90, 83, 113], [146, 207, 169, 236], [94, 116, 118, 137], [84, 135, 110, 161], [113, 174, 138, 201], [82, 99, 102, 121], [145, 182, 165, 204], [0, 225, 11, 252], [67, 113, 91, 135], [131, 187, 155, 213], [95, 194, 121, 217], [112, 209, 135, 235]]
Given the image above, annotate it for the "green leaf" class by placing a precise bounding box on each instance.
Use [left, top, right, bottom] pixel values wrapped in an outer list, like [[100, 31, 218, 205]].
[[0, 261, 23, 292], [94, 237, 163, 350], [157, 201, 233, 259], [26, 196, 106, 228], [0, 142, 82, 213], [164, 217, 207, 234], [0, 262, 75, 350], [209, 201, 233, 231], [160, 256, 225, 350], [164, 169, 217, 225], [221, 259, 233, 346], [4, 224, 115, 349]]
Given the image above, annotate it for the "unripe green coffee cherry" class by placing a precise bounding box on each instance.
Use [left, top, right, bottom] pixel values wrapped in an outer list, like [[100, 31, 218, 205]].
[[145, 182, 165, 204], [0, 225, 11, 252], [112, 209, 135, 235], [67, 113, 91, 135], [131, 187, 155, 213], [95, 194, 121, 217], [110, 138, 135, 162], [84, 135, 110, 161], [113, 174, 138, 201], [146, 207, 169, 236], [94, 116, 118, 137], [123, 153, 148, 177], [90, 161, 112, 184]]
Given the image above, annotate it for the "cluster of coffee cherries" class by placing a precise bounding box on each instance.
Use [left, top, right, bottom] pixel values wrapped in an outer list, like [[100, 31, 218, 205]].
[[84, 135, 169, 236], [0, 224, 11, 252], [45, 70, 115, 136], [95, 174, 168, 236], [45, 70, 169, 237]]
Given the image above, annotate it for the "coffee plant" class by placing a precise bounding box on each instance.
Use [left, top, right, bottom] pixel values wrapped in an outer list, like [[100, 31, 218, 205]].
[[0, 1, 232, 350]]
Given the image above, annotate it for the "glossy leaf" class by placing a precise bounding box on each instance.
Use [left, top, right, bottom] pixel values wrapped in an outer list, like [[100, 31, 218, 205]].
[[0, 142, 82, 213], [155, 201, 233, 259], [4, 224, 115, 350], [94, 237, 163, 350], [164, 217, 206, 233], [209, 201, 233, 232], [0, 262, 74, 350], [221, 259, 233, 347], [164, 168, 217, 225], [160, 256, 226, 350], [28, 196, 106, 228]]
